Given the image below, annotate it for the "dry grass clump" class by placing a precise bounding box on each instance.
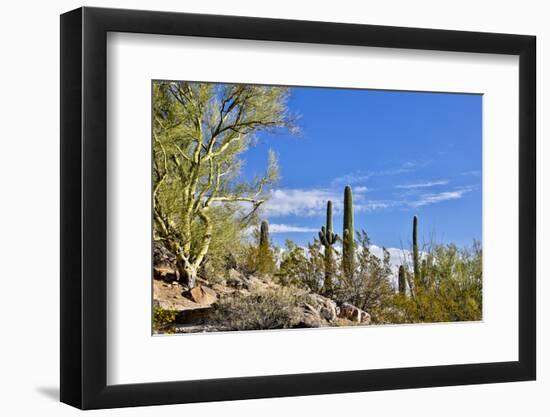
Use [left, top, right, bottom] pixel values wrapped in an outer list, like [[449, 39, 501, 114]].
[[212, 286, 310, 331]]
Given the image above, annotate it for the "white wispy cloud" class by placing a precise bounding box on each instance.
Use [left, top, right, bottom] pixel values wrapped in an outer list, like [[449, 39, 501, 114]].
[[395, 180, 449, 189], [269, 224, 318, 233], [331, 161, 429, 186], [355, 201, 396, 211], [408, 187, 475, 208], [262, 188, 341, 217], [263, 187, 389, 217], [330, 172, 371, 186], [261, 183, 476, 218]]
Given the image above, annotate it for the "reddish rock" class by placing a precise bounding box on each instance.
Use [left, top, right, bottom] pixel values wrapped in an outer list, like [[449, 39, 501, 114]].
[[189, 285, 217, 306]]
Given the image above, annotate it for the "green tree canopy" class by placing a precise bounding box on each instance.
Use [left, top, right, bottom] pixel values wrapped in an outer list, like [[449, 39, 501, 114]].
[[153, 81, 295, 287]]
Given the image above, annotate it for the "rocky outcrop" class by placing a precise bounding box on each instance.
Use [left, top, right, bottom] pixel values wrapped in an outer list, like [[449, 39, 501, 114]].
[[153, 265, 372, 333], [309, 293, 339, 322], [298, 304, 326, 328], [226, 268, 246, 289], [153, 280, 203, 311], [295, 293, 340, 328], [153, 241, 179, 282], [153, 280, 214, 331], [224, 269, 278, 292]]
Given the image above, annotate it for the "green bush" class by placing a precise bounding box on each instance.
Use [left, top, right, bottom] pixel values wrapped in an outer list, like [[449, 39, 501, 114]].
[[385, 241, 482, 324], [333, 230, 395, 323], [277, 239, 326, 292], [153, 307, 178, 333]]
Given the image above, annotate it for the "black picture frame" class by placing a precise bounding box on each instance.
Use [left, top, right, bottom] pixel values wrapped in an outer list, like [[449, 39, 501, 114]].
[[60, 6, 536, 410]]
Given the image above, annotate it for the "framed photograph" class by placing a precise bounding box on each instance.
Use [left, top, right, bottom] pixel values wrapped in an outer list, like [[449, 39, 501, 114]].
[[60, 6, 536, 409]]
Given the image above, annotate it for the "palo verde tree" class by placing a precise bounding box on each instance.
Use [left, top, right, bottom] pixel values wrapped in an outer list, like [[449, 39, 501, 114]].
[[153, 81, 295, 288]]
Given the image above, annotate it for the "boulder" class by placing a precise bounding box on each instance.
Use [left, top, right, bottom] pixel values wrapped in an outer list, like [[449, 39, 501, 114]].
[[338, 302, 371, 324], [296, 301, 331, 328], [303, 303, 319, 315], [309, 293, 339, 322], [297, 307, 325, 328], [189, 285, 217, 306], [153, 280, 207, 311], [226, 269, 246, 289], [153, 280, 216, 326]]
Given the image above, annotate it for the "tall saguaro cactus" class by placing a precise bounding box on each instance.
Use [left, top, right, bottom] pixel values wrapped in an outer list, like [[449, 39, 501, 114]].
[[257, 220, 274, 274], [319, 201, 338, 294], [398, 265, 406, 295], [260, 220, 269, 251], [412, 215, 420, 286], [342, 185, 355, 279]]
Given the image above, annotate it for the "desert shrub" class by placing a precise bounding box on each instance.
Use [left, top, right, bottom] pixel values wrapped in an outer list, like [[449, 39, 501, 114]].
[[211, 286, 309, 331], [333, 231, 395, 323], [386, 241, 482, 324], [277, 239, 326, 292], [233, 243, 262, 276], [153, 307, 178, 333], [233, 226, 276, 276], [256, 247, 276, 275]]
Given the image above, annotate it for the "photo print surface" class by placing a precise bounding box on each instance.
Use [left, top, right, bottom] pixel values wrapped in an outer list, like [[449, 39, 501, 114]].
[[152, 81, 482, 335]]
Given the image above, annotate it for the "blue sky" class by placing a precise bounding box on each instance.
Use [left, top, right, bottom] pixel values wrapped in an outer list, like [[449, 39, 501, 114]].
[[241, 87, 482, 250]]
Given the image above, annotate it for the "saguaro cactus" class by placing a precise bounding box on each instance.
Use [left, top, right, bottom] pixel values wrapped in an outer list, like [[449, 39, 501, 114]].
[[342, 185, 355, 279], [398, 265, 406, 295], [319, 201, 338, 294], [260, 220, 269, 251], [412, 215, 420, 286], [257, 220, 274, 274]]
